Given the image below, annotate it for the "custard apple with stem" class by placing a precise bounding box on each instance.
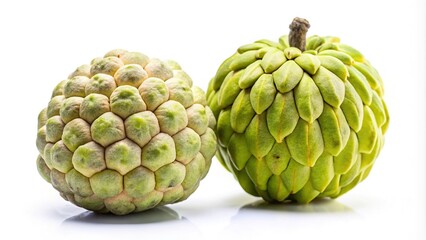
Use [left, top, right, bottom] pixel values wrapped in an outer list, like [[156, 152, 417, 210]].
[[207, 18, 389, 203]]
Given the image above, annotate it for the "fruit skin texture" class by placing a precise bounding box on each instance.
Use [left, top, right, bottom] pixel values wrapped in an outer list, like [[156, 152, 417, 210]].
[[36, 49, 217, 215], [207, 35, 389, 203]]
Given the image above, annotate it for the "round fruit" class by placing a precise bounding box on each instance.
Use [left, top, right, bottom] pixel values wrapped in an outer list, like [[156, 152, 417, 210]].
[[36, 49, 217, 215], [207, 18, 389, 203]]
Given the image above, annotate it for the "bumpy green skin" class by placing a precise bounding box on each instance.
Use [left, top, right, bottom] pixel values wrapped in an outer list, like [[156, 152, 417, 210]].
[[207, 35, 389, 203], [36, 49, 217, 215]]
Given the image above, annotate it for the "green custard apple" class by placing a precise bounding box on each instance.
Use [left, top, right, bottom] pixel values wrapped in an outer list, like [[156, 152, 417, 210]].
[[207, 18, 389, 203], [36, 49, 217, 215]]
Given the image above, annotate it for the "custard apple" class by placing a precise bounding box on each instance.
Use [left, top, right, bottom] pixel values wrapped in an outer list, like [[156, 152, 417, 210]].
[[207, 18, 389, 203], [36, 49, 217, 215]]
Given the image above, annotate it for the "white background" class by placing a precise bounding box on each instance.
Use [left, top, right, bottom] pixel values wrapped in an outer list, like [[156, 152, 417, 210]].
[[0, 0, 425, 239]]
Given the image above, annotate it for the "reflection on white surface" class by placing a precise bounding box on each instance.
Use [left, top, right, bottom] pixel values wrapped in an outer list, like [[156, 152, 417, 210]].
[[239, 199, 353, 213], [221, 198, 360, 238], [58, 205, 202, 239], [63, 206, 182, 224]]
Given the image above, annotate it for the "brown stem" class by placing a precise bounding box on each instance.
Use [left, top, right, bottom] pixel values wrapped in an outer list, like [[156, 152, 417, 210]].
[[288, 17, 310, 51]]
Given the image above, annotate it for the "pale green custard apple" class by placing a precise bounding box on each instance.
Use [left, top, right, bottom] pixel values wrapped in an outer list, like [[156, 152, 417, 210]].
[[36, 49, 217, 215], [207, 18, 389, 203]]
